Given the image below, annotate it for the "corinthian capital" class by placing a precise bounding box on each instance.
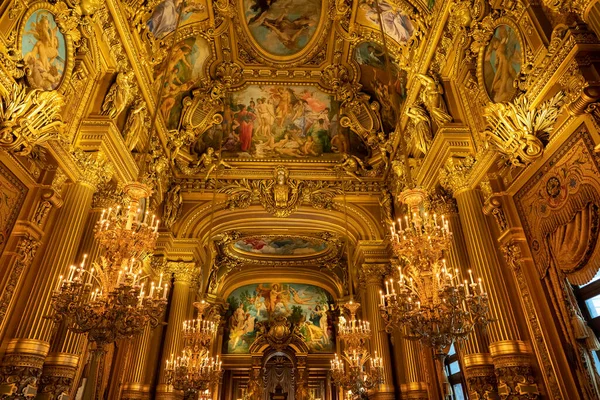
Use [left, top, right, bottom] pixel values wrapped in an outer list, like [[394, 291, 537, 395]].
[[72, 149, 114, 189], [439, 156, 476, 194], [360, 263, 390, 285], [166, 261, 196, 284]]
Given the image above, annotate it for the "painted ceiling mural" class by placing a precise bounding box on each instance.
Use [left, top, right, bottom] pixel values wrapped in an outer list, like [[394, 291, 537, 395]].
[[242, 0, 322, 56], [224, 283, 335, 354], [146, 0, 209, 39], [355, 0, 415, 45], [233, 236, 328, 256], [192, 85, 369, 160]]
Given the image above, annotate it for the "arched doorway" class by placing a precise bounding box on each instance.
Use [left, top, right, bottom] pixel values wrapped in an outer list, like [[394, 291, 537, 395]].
[[263, 351, 295, 399]]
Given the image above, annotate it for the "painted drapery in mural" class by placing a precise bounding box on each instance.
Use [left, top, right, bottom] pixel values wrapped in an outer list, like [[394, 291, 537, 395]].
[[224, 283, 334, 354]]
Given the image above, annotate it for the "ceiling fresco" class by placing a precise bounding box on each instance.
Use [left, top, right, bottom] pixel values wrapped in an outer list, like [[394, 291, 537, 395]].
[[146, 0, 210, 39], [232, 236, 329, 256], [355, 0, 415, 45], [241, 0, 322, 57]]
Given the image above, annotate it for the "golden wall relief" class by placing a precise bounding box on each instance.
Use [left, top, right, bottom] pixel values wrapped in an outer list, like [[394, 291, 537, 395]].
[[0, 160, 28, 255], [514, 125, 600, 399], [515, 126, 600, 283]]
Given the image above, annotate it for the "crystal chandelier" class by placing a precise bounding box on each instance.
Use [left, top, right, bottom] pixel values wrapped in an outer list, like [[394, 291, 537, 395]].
[[330, 302, 384, 395], [380, 188, 490, 352], [165, 301, 223, 394], [50, 182, 167, 346]]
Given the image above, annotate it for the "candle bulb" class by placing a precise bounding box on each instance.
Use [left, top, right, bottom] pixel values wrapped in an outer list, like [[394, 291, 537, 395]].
[[158, 272, 163, 288], [385, 280, 390, 295], [464, 279, 469, 296], [163, 284, 168, 299], [478, 278, 483, 294], [468, 269, 474, 285], [56, 275, 63, 291]]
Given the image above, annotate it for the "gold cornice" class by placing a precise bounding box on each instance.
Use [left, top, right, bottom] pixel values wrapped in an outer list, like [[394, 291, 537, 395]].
[[77, 117, 139, 183], [416, 125, 473, 190]]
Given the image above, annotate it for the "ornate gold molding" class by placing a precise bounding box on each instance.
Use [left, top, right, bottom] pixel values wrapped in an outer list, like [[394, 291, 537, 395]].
[[0, 83, 65, 156], [438, 156, 477, 194]]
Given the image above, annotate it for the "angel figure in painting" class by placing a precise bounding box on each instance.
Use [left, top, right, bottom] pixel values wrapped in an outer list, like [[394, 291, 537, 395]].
[[194, 147, 235, 181], [23, 13, 62, 90], [415, 73, 452, 127], [101, 71, 135, 120], [364, 0, 414, 43], [336, 153, 365, 181], [405, 103, 432, 155]]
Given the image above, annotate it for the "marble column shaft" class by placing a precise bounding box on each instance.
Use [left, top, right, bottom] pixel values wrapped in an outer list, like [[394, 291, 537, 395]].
[[362, 263, 395, 399]]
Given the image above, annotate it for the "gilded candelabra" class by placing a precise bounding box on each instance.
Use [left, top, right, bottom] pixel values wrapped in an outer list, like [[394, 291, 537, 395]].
[[381, 188, 490, 352], [165, 301, 223, 395], [50, 182, 166, 346], [330, 302, 384, 396]]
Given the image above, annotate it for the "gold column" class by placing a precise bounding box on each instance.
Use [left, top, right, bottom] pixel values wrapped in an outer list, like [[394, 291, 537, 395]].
[[38, 193, 110, 399], [441, 158, 535, 398], [120, 325, 152, 399], [0, 180, 96, 397], [361, 263, 395, 399], [156, 261, 194, 400], [398, 338, 428, 400]]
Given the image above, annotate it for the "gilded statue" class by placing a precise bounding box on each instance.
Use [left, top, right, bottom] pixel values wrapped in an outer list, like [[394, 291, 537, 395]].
[[335, 153, 365, 181], [101, 71, 135, 119], [405, 103, 432, 155], [379, 189, 394, 226], [415, 73, 452, 127], [163, 184, 182, 229], [0, 82, 65, 155], [274, 167, 290, 208], [123, 97, 148, 151], [194, 147, 235, 181]]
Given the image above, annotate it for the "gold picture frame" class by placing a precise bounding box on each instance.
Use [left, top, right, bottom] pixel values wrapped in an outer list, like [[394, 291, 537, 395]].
[[476, 17, 525, 104], [17, 1, 75, 93]]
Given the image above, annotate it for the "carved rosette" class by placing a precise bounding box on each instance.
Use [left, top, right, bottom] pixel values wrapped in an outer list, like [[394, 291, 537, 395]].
[[439, 156, 476, 195]]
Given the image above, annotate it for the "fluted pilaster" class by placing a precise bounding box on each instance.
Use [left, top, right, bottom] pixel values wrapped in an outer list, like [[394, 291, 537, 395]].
[[362, 263, 395, 399], [156, 262, 195, 400], [120, 325, 152, 400], [0, 182, 95, 399]]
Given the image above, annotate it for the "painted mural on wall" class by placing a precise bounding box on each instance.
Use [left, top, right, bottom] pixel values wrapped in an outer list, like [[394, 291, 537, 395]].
[[224, 283, 335, 353], [354, 41, 406, 131], [153, 35, 211, 129], [356, 0, 414, 44], [146, 0, 208, 39], [233, 237, 327, 255], [22, 10, 67, 90], [0, 162, 27, 253], [192, 85, 369, 160], [482, 25, 522, 103], [243, 0, 321, 56]]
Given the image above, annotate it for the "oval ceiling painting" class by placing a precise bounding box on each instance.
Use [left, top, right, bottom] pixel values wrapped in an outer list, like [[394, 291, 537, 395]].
[[242, 0, 322, 56], [233, 236, 328, 256]]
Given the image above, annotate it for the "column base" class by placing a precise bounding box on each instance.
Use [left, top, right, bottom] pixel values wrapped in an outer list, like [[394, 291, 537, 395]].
[[121, 383, 150, 400], [399, 382, 428, 400], [36, 353, 79, 400], [0, 339, 50, 399], [490, 340, 540, 398], [369, 391, 396, 400], [155, 383, 184, 400], [463, 353, 499, 400]]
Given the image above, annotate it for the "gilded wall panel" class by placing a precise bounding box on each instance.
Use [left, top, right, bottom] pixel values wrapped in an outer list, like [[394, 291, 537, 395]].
[[515, 126, 600, 283], [0, 159, 28, 255]]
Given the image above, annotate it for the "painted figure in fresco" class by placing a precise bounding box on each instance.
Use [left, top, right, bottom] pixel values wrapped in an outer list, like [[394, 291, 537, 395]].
[[147, 0, 205, 38], [486, 25, 521, 103], [262, 16, 315, 50], [234, 105, 257, 152], [23, 12, 62, 90], [364, 0, 414, 43], [289, 287, 313, 305]]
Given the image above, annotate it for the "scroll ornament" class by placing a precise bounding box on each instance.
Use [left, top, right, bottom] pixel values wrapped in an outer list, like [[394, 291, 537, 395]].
[[0, 82, 65, 155], [484, 91, 565, 169]]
